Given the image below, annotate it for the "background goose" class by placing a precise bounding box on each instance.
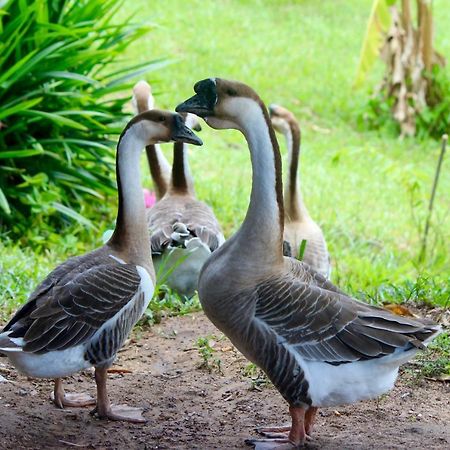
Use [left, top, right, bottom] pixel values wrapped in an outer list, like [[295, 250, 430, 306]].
[[132, 80, 172, 200], [0, 110, 202, 422], [133, 80, 202, 200], [269, 104, 331, 278], [147, 115, 224, 298], [176, 78, 441, 448]]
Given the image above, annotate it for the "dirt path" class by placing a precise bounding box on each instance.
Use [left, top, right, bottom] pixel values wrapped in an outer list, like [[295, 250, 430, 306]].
[[1, 312, 449, 449]]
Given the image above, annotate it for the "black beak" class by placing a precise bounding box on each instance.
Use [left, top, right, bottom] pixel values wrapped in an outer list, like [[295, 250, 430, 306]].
[[171, 114, 203, 146], [176, 78, 218, 118], [176, 94, 212, 117]]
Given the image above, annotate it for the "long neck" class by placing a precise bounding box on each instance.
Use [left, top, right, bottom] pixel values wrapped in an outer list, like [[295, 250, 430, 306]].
[[233, 102, 284, 265], [109, 131, 152, 266], [283, 123, 309, 221], [145, 144, 170, 199], [170, 142, 194, 195]]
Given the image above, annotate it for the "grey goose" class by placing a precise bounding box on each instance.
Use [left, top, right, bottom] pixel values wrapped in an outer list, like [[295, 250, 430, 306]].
[[176, 78, 441, 448], [0, 110, 202, 422], [146, 112, 224, 298]]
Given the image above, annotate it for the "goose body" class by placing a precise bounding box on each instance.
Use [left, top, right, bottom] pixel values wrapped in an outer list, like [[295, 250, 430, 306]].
[[176, 78, 441, 447], [270, 104, 330, 278], [0, 110, 202, 421], [147, 114, 224, 298]]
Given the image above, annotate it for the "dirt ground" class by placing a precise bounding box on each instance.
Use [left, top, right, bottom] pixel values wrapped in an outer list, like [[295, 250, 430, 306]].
[[0, 312, 449, 450]]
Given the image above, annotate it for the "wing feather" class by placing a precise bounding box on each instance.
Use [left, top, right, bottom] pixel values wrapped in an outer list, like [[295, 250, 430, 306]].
[[254, 276, 439, 364], [6, 264, 142, 354]]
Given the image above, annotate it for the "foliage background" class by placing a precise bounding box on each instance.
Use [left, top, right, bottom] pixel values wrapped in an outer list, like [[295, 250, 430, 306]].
[[0, 0, 164, 246]]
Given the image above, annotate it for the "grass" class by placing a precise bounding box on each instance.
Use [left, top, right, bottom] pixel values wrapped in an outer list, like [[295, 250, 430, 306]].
[[0, 0, 449, 329]]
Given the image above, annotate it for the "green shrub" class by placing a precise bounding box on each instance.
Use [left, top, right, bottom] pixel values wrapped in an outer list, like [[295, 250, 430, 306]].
[[358, 65, 450, 139], [0, 0, 164, 245]]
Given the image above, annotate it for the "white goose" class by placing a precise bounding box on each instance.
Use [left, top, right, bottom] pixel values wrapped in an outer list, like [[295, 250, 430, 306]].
[[270, 104, 331, 278], [176, 78, 441, 448], [132, 80, 172, 200], [0, 110, 202, 422], [147, 115, 224, 298]]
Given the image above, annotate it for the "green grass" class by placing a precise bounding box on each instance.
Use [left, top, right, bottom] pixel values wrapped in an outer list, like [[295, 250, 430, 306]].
[[1, 0, 449, 326]]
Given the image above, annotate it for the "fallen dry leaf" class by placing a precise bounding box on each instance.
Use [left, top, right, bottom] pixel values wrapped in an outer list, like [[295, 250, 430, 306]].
[[383, 304, 418, 318]]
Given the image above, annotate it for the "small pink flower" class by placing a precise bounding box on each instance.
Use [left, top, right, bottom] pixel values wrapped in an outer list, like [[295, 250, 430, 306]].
[[143, 189, 156, 208]]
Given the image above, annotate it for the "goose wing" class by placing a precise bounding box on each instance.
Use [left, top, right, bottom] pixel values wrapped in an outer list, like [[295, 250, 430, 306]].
[[148, 198, 223, 253], [6, 264, 142, 354], [254, 276, 438, 364]]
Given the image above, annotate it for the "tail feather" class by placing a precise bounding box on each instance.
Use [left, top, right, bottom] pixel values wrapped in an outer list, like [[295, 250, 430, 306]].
[[0, 331, 22, 352]]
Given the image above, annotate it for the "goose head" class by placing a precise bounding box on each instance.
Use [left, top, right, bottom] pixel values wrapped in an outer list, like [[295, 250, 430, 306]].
[[132, 80, 155, 113], [176, 78, 266, 132], [269, 104, 296, 135], [122, 109, 203, 147]]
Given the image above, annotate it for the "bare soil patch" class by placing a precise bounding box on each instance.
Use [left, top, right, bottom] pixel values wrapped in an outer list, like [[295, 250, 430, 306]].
[[1, 312, 449, 449]]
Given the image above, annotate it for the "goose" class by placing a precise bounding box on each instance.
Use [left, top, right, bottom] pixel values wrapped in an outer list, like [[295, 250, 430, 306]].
[[269, 104, 331, 278], [176, 78, 441, 448], [147, 115, 224, 298], [0, 110, 202, 422], [132, 80, 172, 200], [132, 80, 202, 200]]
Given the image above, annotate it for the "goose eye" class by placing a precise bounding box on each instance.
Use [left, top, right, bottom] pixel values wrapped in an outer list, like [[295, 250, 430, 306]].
[[158, 115, 166, 122], [226, 88, 237, 97]]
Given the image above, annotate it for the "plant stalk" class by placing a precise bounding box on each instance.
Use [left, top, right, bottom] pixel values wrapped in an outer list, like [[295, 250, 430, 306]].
[[419, 134, 447, 262]]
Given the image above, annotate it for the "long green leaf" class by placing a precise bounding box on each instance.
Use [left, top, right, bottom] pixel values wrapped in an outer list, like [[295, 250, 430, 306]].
[[23, 110, 88, 130], [0, 97, 43, 120], [354, 0, 395, 87], [0, 41, 66, 89], [0, 149, 43, 159], [0, 186, 11, 214], [52, 202, 94, 228], [39, 71, 100, 86]]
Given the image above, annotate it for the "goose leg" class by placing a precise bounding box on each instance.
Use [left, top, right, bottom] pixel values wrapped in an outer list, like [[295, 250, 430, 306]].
[[304, 406, 318, 436], [51, 378, 95, 409], [246, 406, 307, 449], [91, 367, 146, 423]]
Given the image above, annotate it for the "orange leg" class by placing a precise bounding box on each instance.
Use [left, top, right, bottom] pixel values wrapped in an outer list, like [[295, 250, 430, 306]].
[[51, 378, 95, 409], [246, 406, 307, 448], [305, 406, 318, 436], [90, 367, 146, 423]]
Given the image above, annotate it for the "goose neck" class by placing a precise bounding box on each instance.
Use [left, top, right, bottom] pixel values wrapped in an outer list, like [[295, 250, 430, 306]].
[[234, 102, 284, 263], [145, 144, 169, 199], [283, 123, 308, 221], [109, 130, 151, 265], [170, 142, 194, 195]]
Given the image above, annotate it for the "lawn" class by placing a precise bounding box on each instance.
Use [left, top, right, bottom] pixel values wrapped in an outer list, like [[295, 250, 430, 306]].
[[0, 0, 449, 322]]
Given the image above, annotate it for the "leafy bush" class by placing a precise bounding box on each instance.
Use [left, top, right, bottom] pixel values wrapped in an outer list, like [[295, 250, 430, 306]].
[[0, 0, 164, 245], [359, 65, 450, 139]]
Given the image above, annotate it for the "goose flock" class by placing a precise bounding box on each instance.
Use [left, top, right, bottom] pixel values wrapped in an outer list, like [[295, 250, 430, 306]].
[[0, 77, 442, 448]]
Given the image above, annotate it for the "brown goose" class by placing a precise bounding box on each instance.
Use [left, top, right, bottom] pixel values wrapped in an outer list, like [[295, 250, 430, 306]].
[[147, 116, 224, 298], [270, 104, 331, 278], [0, 110, 202, 422], [132, 80, 172, 199], [176, 78, 441, 448]]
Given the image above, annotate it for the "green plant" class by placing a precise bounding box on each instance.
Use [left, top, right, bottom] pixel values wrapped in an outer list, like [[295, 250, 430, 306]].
[[416, 66, 450, 139], [140, 286, 201, 327], [196, 336, 223, 374], [240, 362, 270, 391], [0, 0, 164, 245], [405, 332, 450, 380]]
